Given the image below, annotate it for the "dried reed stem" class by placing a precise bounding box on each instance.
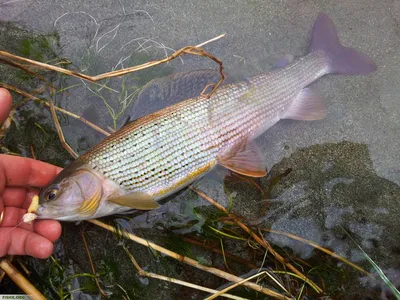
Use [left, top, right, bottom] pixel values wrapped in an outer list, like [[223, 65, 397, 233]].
[[16, 259, 31, 276], [191, 187, 323, 294], [81, 229, 108, 298], [30, 144, 36, 160], [0, 259, 46, 300], [262, 228, 368, 275], [48, 97, 78, 158], [88, 219, 290, 299], [183, 236, 258, 269], [206, 271, 279, 300], [122, 245, 248, 300], [0, 34, 226, 98], [0, 57, 46, 82], [49, 104, 110, 136], [0, 83, 110, 137]]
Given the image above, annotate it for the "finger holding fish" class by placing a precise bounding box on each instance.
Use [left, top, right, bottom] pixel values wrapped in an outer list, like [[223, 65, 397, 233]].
[[2, 188, 40, 229], [0, 226, 56, 258], [0, 201, 60, 258], [0, 155, 62, 258]]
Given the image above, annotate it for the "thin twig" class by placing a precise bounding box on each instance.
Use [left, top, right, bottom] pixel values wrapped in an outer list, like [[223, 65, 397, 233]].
[[0, 34, 226, 98], [183, 236, 258, 269], [47, 103, 110, 137], [262, 228, 369, 276], [0, 57, 47, 82], [0, 83, 41, 101], [16, 259, 31, 276], [191, 187, 323, 294], [122, 245, 247, 300], [205, 271, 285, 300], [0, 259, 46, 300], [88, 219, 290, 299], [0, 83, 110, 137], [30, 145, 36, 160], [81, 228, 108, 298], [196, 34, 226, 47], [48, 96, 78, 158]]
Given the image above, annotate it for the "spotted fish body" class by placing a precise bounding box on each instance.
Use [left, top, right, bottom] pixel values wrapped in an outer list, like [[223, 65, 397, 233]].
[[36, 14, 376, 221], [81, 51, 328, 199]]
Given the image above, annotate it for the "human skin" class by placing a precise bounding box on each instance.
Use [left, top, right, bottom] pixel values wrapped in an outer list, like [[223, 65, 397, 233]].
[[0, 88, 62, 258]]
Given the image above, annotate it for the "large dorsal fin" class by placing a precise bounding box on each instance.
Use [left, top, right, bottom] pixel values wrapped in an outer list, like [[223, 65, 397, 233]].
[[127, 70, 228, 121]]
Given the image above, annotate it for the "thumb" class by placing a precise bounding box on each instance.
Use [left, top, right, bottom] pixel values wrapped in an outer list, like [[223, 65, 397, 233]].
[[0, 89, 12, 125]]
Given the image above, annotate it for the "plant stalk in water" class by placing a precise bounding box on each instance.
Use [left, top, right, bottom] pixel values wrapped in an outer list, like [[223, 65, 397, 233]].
[[88, 219, 290, 299]]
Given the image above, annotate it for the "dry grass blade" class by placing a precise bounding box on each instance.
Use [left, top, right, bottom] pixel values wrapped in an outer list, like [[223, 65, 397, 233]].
[[48, 97, 78, 158], [0, 259, 46, 300], [122, 245, 248, 300], [0, 57, 47, 83], [262, 228, 369, 275], [191, 187, 323, 294], [183, 236, 258, 269], [0, 83, 110, 137], [88, 219, 290, 299], [16, 259, 31, 276], [0, 83, 41, 101], [196, 34, 226, 47], [1, 35, 226, 143], [30, 144, 36, 160], [81, 229, 108, 298], [205, 271, 290, 300], [48, 104, 110, 137], [0, 34, 226, 98]]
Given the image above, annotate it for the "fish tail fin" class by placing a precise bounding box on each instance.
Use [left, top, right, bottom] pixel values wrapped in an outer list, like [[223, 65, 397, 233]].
[[311, 13, 377, 75]]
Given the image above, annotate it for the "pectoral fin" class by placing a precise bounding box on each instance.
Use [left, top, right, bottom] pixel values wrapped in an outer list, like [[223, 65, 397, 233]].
[[108, 192, 160, 210], [217, 140, 267, 177]]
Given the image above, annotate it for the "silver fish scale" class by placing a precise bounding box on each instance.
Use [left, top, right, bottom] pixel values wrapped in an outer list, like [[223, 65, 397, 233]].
[[80, 51, 328, 198]]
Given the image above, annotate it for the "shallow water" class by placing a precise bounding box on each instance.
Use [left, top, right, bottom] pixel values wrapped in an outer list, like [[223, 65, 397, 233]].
[[0, 0, 399, 299]]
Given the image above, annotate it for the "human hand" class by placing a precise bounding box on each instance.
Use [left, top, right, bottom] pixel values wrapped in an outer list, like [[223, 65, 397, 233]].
[[0, 88, 62, 258]]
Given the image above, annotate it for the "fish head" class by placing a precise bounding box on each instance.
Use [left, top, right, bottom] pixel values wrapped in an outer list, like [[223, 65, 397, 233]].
[[36, 161, 104, 221]]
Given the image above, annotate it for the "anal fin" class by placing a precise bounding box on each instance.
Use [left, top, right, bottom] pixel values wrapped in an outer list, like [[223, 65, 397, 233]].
[[217, 140, 267, 177], [282, 88, 327, 120]]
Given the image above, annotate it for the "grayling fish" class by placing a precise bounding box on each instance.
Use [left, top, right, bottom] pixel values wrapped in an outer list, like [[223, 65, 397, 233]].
[[36, 13, 376, 221]]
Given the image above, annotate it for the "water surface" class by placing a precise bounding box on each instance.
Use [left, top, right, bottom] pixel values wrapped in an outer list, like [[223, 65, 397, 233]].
[[0, 0, 399, 299]]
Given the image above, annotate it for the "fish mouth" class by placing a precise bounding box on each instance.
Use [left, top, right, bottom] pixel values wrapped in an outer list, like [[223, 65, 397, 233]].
[[35, 205, 57, 219], [36, 203, 98, 221], [35, 204, 75, 221]]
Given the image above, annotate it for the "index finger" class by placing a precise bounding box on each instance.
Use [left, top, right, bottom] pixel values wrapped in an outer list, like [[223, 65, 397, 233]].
[[0, 155, 62, 193]]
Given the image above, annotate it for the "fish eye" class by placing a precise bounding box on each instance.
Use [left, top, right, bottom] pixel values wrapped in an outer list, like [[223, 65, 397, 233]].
[[45, 188, 59, 201]]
